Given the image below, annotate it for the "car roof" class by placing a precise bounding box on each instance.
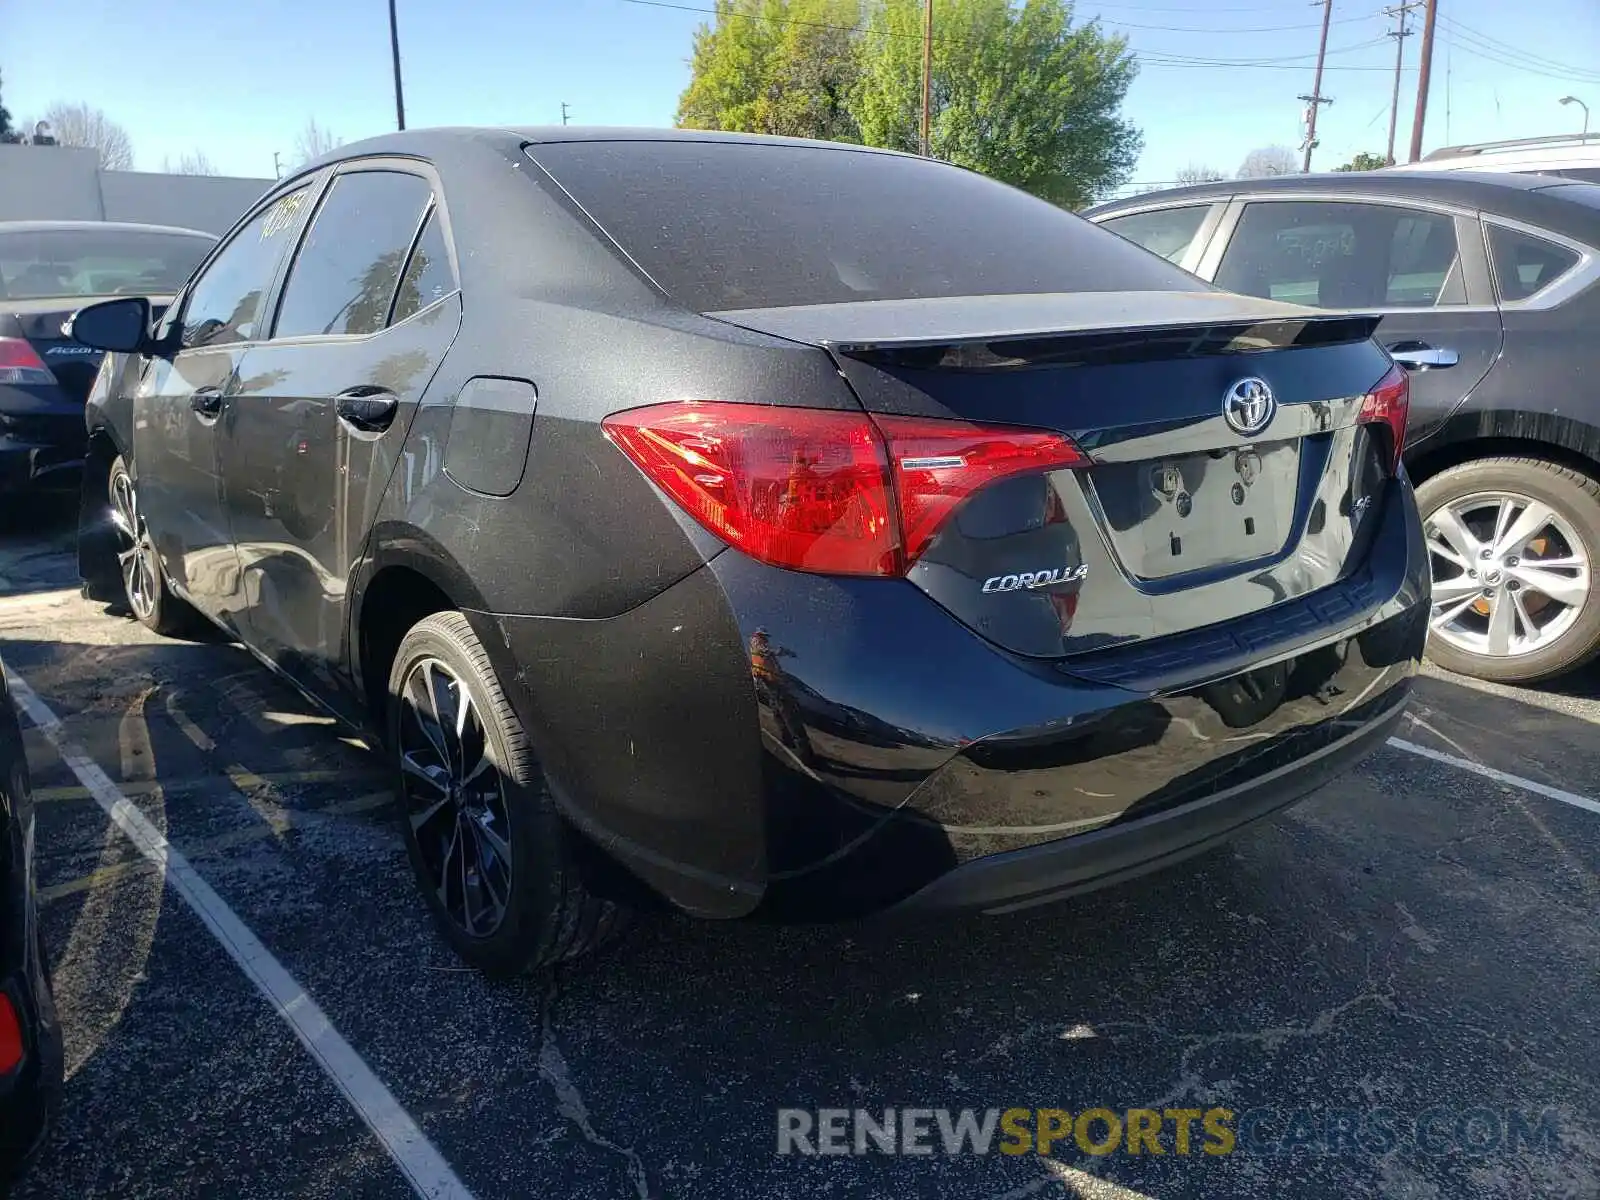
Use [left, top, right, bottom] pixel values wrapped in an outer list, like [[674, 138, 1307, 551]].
[[1087, 169, 1578, 215], [302, 124, 920, 169], [0, 219, 217, 238]]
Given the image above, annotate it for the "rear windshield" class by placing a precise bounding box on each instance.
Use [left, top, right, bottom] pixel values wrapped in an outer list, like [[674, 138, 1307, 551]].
[[0, 228, 216, 300], [529, 140, 1200, 312]]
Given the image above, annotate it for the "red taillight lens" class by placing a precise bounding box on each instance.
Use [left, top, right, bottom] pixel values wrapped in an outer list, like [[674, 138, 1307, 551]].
[[0, 992, 22, 1075], [601, 402, 899, 575], [601, 401, 1087, 576], [875, 414, 1088, 564], [1358, 363, 1409, 471], [0, 337, 55, 386]]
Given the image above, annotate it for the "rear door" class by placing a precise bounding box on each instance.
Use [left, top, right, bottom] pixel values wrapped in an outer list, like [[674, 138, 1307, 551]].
[[219, 163, 460, 714], [1204, 196, 1503, 448], [133, 187, 314, 628]]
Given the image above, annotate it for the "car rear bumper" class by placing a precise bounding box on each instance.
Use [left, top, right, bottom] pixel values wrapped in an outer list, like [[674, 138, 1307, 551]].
[[0, 383, 87, 493], [0, 438, 83, 492], [475, 475, 1428, 922], [889, 685, 1406, 915]]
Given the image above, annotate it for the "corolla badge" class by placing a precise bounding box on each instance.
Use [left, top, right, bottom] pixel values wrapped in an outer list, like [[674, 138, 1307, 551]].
[[982, 564, 1089, 594], [1222, 376, 1276, 438]]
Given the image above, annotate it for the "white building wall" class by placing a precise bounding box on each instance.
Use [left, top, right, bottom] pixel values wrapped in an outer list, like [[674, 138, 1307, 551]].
[[0, 145, 273, 234]]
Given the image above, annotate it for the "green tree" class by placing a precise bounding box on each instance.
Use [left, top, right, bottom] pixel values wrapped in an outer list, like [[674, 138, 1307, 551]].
[[851, 0, 1141, 208], [676, 0, 863, 141], [1335, 150, 1389, 172]]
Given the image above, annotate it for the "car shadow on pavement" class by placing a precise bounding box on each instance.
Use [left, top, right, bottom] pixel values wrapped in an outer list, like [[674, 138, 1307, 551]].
[[8, 631, 1598, 1199]]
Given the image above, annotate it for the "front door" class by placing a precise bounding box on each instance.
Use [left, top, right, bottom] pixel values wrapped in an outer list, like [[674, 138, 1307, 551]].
[[219, 167, 460, 716], [1208, 197, 1503, 447], [134, 185, 314, 629]]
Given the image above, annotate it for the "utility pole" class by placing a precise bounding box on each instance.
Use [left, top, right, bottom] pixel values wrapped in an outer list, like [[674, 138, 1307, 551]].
[[1383, 3, 1416, 166], [1299, 0, 1335, 172], [920, 0, 933, 156], [388, 0, 407, 131], [1407, 0, 1438, 162], [561, 102, 572, 126], [272, 151, 282, 179]]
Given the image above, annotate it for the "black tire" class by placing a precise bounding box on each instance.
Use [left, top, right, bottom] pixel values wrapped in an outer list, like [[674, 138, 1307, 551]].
[[387, 611, 625, 976], [1415, 456, 1600, 685], [107, 456, 201, 637]]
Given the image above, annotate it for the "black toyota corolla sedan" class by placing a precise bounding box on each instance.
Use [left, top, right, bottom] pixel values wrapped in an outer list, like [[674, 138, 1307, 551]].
[[68, 128, 1428, 974], [0, 654, 61, 1182], [0, 221, 216, 496], [1088, 172, 1600, 685]]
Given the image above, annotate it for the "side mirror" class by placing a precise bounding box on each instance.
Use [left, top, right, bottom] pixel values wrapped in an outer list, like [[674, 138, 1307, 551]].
[[68, 297, 154, 354]]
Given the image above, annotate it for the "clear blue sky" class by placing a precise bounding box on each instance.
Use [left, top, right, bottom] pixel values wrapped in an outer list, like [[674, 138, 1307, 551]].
[[4, 0, 1596, 188]]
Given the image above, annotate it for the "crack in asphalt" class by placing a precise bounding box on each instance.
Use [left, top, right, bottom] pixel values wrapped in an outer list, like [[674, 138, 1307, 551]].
[[536, 973, 654, 1199], [1099, 988, 1399, 1112]]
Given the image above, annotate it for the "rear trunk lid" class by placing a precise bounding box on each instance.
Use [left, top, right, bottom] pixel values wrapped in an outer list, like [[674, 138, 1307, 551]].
[[710, 292, 1397, 661]]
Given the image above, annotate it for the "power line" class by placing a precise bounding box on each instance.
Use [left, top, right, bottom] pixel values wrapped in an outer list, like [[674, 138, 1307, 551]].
[[1435, 13, 1600, 80], [619, 0, 1392, 65]]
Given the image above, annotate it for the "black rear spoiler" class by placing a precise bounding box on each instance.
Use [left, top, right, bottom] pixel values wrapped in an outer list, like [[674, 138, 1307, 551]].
[[708, 291, 1382, 371]]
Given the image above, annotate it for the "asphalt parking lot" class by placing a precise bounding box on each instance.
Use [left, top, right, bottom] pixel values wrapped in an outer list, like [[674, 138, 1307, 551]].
[[1, 501, 1597, 1200]]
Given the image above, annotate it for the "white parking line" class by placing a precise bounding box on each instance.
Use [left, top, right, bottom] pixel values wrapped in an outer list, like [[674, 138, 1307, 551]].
[[1388, 736, 1600, 817], [10, 674, 476, 1200]]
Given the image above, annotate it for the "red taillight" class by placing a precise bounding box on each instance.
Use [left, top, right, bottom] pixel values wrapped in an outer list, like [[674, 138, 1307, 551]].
[[601, 401, 1087, 576], [601, 402, 899, 575], [1358, 363, 1409, 471], [0, 337, 55, 386], [0, 992, 22, 1075], [875, 414, 1087, 564]]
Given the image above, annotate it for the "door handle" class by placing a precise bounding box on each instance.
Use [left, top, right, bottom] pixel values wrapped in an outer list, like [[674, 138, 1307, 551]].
[[1387, 342, 1459, 371], [191, 386, 223, 417], [334, 387, 399, 432]]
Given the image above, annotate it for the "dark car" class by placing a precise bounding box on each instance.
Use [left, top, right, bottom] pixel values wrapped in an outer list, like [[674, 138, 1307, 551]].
[[1088, 172, 1600, 685], [69, 128, 1427, 974], [0, 220, 216, 496], [0, 654, 62, 1182]]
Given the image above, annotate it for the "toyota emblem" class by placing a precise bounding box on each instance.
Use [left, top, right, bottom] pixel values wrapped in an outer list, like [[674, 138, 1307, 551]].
[[1222, 377, 1276, 438]]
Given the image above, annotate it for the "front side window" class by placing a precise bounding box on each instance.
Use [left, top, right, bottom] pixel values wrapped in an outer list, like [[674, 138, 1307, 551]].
[[182, 187, 311, 349], [1215, 201, 1463, 309], [1099, 205, 1212, 265], [1486, 224, 1582, 302], [273, 171, 433, 339]]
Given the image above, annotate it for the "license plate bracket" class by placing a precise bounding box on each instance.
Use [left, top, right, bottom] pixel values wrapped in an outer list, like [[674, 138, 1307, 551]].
[[1089, 439, 1301, 581]]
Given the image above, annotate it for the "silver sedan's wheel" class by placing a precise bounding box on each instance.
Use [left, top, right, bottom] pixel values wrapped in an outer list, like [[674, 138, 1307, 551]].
[[1425, 490, 1590, 659], [109, 465, 159, 622], [1415, 457, 1600, 685], [105, 456, 198, 637]]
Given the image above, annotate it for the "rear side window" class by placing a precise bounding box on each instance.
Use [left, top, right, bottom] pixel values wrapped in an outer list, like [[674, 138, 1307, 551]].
[[529, 141, 1199, 312], [1487, 224, 1583, 302], [1098, 206, 1212, 265], [274, 171, 432, 338], [1215, 201, 1463, 309], [390, 209, 455, 324], [182, 186, 311, 348]]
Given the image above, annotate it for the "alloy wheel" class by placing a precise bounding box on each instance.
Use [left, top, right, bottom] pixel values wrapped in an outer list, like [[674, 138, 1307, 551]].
[[1425, 490, 1591, 659], [109, 468, 160, 622], [396, 656, 513, 937]]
